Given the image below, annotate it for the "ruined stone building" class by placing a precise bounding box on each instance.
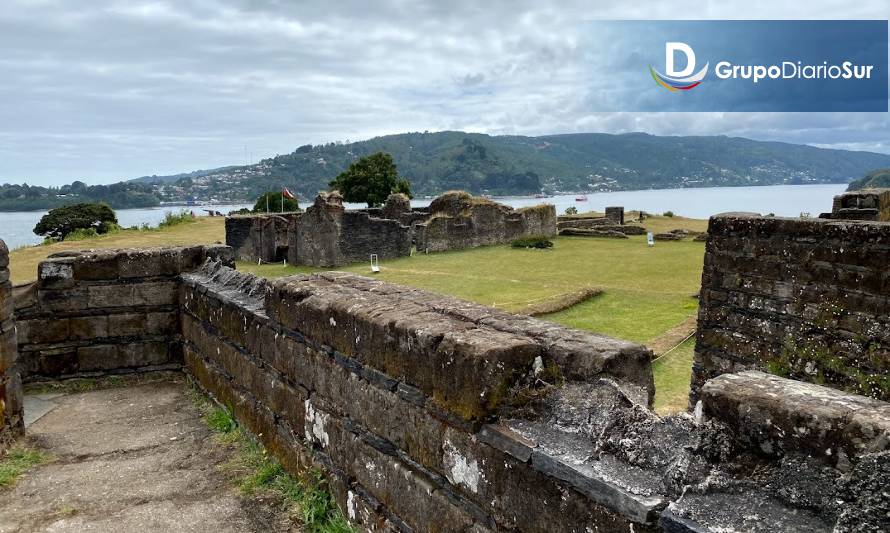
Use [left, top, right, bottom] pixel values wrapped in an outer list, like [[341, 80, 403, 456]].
[[287, 192, 413, 267], [821, 188, 890, 221], [225, 212, 298, 263], [413, 191, 557, 253], [225, 191, 558, 266]]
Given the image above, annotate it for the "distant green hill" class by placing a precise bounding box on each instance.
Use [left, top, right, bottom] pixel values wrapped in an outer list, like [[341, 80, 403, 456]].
[[239, 131, 890, 199], [847, 168, 890, 191], [0, 181, 160, 212], [8, 131, 890, 211]]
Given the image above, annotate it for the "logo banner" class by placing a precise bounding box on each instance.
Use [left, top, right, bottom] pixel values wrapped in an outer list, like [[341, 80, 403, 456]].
[[585, 20, 888, 112]]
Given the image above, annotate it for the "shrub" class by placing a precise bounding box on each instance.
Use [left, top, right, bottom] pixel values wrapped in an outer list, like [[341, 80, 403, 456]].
[[157, 210, 195, 229], [663, 210, 675, 217], [564, 206, 578, 215], [511, 236, 554, 249], [64, 227, 99, 241], [34, 202, 117, 241]]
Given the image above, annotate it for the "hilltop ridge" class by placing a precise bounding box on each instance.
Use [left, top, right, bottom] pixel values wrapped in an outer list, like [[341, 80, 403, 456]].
[[4, 131, 890, 210], [147, 131, 890, 202]]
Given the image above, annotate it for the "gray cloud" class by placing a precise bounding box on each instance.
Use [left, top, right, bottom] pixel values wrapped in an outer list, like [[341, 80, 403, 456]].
[[1, 0, 888, 185]]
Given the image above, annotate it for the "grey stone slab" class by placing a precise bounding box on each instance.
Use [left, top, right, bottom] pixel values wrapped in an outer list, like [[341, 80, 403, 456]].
[[23, 394, 60, 427]]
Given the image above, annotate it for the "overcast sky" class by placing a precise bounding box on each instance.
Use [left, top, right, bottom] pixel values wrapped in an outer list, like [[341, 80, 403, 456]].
[[2, 0, 889, 186]]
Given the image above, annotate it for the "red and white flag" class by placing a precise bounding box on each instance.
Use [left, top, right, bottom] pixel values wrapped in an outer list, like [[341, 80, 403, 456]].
[[281, 187, 295, 200]]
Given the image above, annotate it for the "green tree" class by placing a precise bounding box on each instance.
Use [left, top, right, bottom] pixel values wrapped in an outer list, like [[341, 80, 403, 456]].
[[33, 203, 118, 240], [252, 191, 300, 213], [329, 152, 411, 207]]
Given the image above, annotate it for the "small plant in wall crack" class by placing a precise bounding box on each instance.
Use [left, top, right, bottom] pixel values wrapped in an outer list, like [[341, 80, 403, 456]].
[[189, 385, 353, 533]]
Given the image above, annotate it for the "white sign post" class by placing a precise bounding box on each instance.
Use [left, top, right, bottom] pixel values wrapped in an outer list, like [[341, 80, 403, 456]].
[[647, 232, 655, 247]]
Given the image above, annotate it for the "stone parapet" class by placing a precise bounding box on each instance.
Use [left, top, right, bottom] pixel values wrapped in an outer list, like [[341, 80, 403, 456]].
[[14, 245, 232, 380], [179, 261, 885, 532], [0, 239, 23, 450], [827, 189, 890, 222], [692, 213, 890, 404]]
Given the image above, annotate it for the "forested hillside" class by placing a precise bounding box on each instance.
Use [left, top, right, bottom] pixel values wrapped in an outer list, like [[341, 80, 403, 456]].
[[242, 131, 890, 198], [7, 131, 890, 211], [847, 168, 890, 191]]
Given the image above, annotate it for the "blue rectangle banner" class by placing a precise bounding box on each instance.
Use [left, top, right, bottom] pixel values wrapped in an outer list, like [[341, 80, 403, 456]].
[[585, 20, 888, 112]]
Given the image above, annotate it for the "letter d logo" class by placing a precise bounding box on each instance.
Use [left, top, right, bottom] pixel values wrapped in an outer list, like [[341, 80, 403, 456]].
[[666, 42, 695, 77], [649, 42, 709, 92]]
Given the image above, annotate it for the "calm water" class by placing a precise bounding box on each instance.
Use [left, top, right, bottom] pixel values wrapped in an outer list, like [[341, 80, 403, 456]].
[[0, 184, 846, 250]]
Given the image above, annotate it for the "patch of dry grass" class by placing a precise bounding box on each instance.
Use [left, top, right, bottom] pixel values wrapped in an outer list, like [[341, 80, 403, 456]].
[[8, 217, 225, 284], [519, 287, 604, 316]]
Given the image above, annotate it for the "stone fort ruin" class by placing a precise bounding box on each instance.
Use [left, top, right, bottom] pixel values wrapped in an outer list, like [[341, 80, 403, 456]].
[[226, 191, 558, 266], [821, 188, 890, 221], [2, 194, 888, 531]]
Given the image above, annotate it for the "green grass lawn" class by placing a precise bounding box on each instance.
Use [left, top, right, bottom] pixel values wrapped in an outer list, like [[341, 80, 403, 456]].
[[652, 338, 696, 413], [242, 231, 705, 413], [243, 235, 704, 342]]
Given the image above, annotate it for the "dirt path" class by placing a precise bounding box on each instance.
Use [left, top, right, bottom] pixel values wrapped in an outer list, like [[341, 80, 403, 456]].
[[0, 376, 294, 533], [646, 314, 698, 357]]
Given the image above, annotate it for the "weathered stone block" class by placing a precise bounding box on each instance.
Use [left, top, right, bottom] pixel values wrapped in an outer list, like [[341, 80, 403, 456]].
[[87, 284, 134, 309], [0, 329, 16, 374], [28, 347, 78, 377], [16, 317, 70, 344], [700, 371, 890, 461], [118, 249, 182, 278], [38, 258, 74, 282], [108, 312, 151, 337], [38, 287, 89, 313], [69, 315, 109, 340], [310, 400, 486, 532], [134, 281, 178, 306], [1, 370, 23, 432], [77, 341, 170, 372], [267, 274, 541, 421], [71, 253, 120, 280]]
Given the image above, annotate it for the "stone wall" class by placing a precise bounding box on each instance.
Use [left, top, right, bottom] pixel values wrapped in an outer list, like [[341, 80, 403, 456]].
[[605, 206, 624, 225], [14, 245, 233, 381], [181, 260, 887, 532], [415, 192, 556, 253], [226, 213, 299, 263], [0, 240, 23, 450], [824, 189, 890, 221], [288, 192, 412, 267], [7, 243, 888, 531], [692, 213, 890, 405], [380, 193, 430, 226]]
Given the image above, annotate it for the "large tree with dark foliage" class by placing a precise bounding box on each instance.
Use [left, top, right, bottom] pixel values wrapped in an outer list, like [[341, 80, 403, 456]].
[[33, 202, 118, 240], [328, 152, 411, 207], [251, 191, 300, 213]]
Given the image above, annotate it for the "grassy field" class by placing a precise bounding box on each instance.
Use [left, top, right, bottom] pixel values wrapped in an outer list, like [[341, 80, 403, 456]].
[[244, 233, 704, 344], [8, 217, 226, 285], [7, 213, 706, 414]]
